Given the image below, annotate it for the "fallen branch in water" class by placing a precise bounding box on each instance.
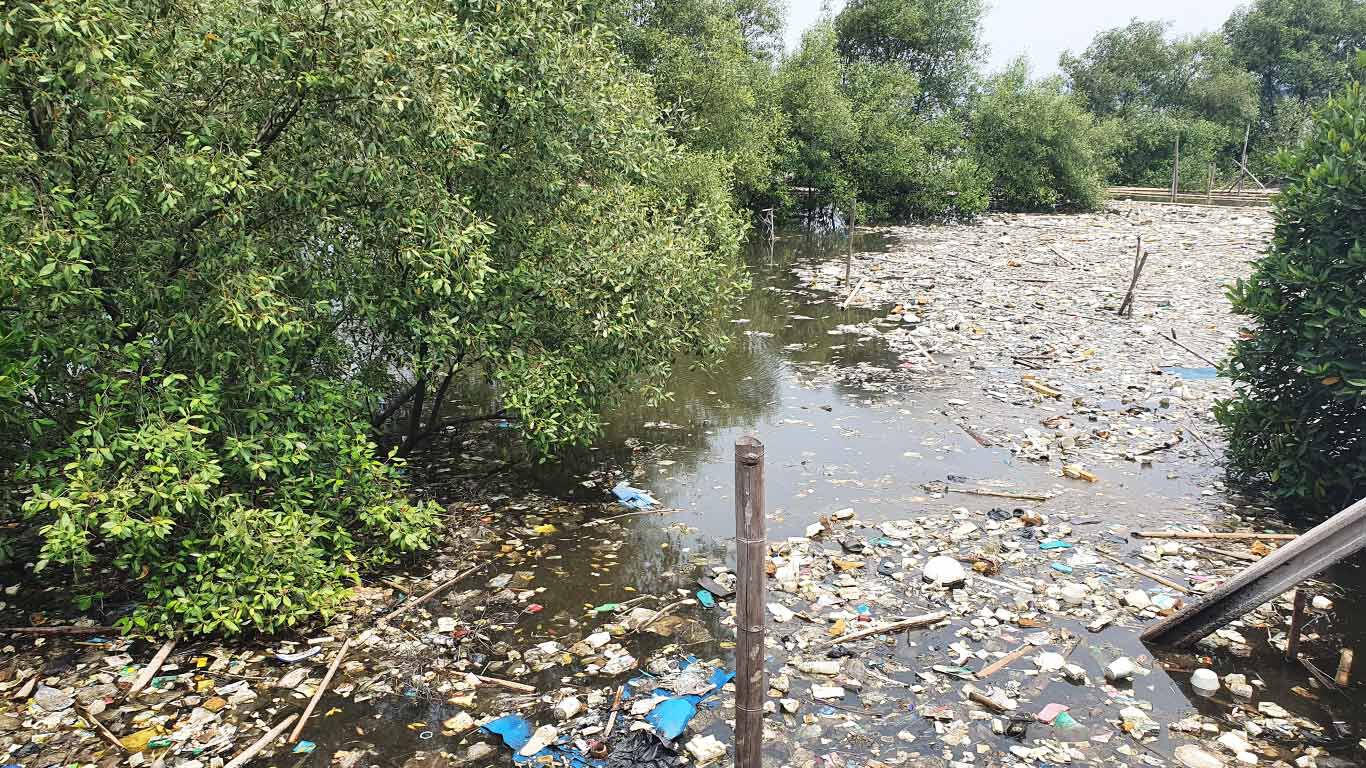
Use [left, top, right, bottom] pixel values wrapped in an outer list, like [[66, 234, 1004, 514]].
[[1094, 550, 1193, 595], [381, 561, 488, 624], [289, 637, 351, 743], [822, 611, 949, 647]]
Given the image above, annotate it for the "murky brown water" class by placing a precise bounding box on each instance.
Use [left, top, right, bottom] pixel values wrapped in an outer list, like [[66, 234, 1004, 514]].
[[307, 228, 1366, 767]]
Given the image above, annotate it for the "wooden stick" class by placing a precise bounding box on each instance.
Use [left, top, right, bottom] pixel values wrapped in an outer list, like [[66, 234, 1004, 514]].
[[288, 637, 351, 742], [1160, 329, 1218, 367], [78, 704, 127, 752], [603, 684, 625, 739], [1133, 530, 1297, 542], [841, 277, 868, 309], [381, 561, 486, 624], [1336, 648, 1354, 686], [964, 685, 1010, 713], [585, 508, 670, 527], [1286, 590, 1307, 659], [821, 611, 948, 647], [224, 713, 298, 768], [631, 598, 696, 634], [1191, 544, 1260, 563], [0, 625, 117, 636], [1118, 237, 1146, 316], [127, 639, 176, 697], [471, 674, 536, 693], [976, 644, 1031, 678], [1094, 550, 1193, 595], [945, 486, 1049, 503]]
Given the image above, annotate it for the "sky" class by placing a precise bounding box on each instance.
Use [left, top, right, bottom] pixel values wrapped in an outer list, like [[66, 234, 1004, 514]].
[[783, 0, 1250, 76]]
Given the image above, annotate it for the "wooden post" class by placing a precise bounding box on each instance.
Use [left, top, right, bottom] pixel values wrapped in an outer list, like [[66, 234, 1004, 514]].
[[1336, 648, 1354, 686], [734, 437, 766, 768], [1170, 134, 1181, 201], [1238, 124, 1250, 194], [1286, 590, 1307, 659], [1207, 162, 1215, 205]]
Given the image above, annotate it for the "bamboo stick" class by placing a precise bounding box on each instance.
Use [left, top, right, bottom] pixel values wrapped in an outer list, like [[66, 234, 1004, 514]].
[[821, 611, 949, 647], [127, 639, 177, 697], [381, 561, 487, 624], [1094, 550, 1193, 595], [224, 714, 298, 768], [976, 644, 1031, 679], [1133, 530, 1297, 542], [288, 637, 351, 742]]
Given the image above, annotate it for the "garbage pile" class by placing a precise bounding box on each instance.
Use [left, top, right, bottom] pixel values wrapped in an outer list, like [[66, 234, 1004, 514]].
[[798, 201, 1275, 476]]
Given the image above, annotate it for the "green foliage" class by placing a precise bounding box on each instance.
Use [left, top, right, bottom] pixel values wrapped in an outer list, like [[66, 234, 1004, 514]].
[[777, 23, 986, 222], [1217, 74, 1366, 513], [2, 0, 744, 635], [1225, 0, 1366, 104], [1224, 0, 1366, 176], [834, 0, 986, 113], [970, 61, 1117, 211], [611, 0, 790, 207], [1062, 20, 1259, 186], [842, 61, 988, 220], [1111, 109, 1237, 189], [778, 23, 859, 212]]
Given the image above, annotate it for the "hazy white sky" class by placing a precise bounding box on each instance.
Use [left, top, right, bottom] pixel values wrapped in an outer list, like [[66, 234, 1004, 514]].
[[783, 0, 1250, 76]]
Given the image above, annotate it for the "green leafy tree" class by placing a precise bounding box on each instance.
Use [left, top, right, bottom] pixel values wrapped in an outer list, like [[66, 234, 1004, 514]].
[[970, 60, 1118, 211], [609, 0, 790, 208], [1216, 70, 1366, 513], [778, 23, 859, 213], [1, 0, 744, 635], [834, 0, 986, 112], [1061, 20, 1259, 186], [843, 61, 988, 220], [1224, 0, 1366, 176]]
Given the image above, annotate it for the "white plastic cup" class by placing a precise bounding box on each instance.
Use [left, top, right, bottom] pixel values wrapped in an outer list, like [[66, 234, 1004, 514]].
[[1190, 668, 1220, 696]]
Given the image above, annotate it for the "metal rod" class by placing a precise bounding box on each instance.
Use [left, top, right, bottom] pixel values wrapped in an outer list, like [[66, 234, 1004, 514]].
[[734, 436, 766, 768]]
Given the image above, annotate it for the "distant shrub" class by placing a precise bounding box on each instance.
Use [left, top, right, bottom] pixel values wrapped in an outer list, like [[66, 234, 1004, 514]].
[[1217, 74, 1366, 514]]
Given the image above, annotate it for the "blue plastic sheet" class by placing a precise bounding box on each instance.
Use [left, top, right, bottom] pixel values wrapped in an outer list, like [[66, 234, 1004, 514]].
[[481, 715, 605, 768], [612, 481, 659, 509], [642, 663, 735, 740]]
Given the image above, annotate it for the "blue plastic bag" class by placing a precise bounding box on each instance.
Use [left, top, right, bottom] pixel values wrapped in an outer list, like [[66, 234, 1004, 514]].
[[612, 481, 659, 509]]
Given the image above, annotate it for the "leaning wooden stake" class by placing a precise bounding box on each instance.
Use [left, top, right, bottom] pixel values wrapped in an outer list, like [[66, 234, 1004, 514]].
[[1286, 590, 1307, 659], [289, 637, 351, 742], [734, 436, 766, 768], [1143, 495, 1366, 648], [127, 639, 177, 698], [225, 713, 298, 768], [1118, 236, 1148, 316]]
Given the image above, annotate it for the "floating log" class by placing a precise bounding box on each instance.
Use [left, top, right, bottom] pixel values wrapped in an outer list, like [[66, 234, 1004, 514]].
[[1142, 496, 1366, 648]]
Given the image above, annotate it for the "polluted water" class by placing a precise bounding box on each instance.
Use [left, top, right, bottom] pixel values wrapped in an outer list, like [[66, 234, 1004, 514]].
[[3, 202, 1364, 768]]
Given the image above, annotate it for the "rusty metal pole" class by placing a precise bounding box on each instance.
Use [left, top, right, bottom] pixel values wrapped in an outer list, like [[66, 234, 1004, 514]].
[[734, 436, 766, 768], [1286, 590, 1307, 659]]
